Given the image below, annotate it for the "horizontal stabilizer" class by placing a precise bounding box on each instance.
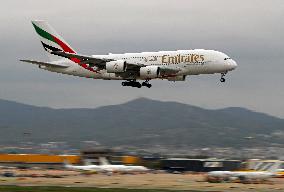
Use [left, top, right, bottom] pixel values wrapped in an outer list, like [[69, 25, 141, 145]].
[[20, 59, 69, 68], [51, 51, 110, 65]]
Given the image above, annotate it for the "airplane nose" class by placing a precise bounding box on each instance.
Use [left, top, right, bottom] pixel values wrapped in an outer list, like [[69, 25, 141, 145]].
[[229, 60, 237, 70]]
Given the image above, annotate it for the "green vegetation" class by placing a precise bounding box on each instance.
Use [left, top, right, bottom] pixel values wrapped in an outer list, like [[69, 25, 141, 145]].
[[0, 186, 195, 192]]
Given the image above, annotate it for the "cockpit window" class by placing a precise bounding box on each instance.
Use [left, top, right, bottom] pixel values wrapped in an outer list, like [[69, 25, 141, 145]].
[[224, 57, 231, 60]]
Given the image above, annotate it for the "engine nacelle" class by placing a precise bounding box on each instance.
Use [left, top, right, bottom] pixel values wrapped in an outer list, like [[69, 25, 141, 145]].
[[167, 75, 186, 81], [106, 60, 126, 73], [140, 66, 160, 79]]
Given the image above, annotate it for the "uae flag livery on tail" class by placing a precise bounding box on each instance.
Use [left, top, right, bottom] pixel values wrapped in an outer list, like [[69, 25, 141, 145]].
[[31, 20, 94, 71], [32, 21, 74, 63]]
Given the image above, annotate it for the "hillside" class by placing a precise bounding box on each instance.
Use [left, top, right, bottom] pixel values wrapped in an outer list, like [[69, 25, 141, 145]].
[[0, 98, 283, 148]]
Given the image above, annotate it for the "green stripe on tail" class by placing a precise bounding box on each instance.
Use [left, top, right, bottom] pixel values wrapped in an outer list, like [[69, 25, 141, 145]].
[[32, 23, 56, 44]]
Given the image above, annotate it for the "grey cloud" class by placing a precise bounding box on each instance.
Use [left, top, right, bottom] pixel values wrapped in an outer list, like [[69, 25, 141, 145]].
[[0, 0, 284, 117]]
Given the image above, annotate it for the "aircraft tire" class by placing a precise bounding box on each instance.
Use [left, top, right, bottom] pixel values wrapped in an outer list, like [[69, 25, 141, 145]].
[[136, 83, 142, 88]]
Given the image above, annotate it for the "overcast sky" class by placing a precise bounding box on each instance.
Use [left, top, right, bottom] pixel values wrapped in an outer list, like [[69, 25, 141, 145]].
[[1, 0, 284, 118]]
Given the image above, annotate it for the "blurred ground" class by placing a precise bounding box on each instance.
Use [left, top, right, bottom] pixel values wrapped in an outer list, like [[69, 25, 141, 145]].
[[0, 169, 283, 192], [0, 186, 187, 192]]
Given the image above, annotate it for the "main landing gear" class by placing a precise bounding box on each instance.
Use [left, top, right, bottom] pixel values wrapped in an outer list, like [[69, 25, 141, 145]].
[[122, 80, 152, 88], [142, 80, 152, 88], [220, 72, 227, 82], [122, 81, 142, 88]]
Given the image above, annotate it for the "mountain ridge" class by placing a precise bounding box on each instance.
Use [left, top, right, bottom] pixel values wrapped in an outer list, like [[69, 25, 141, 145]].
[[1, 97, 280, 120], [0, 98, 283, 148]]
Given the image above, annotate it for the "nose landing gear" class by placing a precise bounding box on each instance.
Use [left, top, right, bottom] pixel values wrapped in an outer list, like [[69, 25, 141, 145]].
[[220, 72, 227, 82]]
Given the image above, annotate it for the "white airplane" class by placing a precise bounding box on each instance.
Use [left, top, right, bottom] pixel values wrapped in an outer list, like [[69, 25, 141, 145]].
[[207, 162, 282, 182], [21, 20, 237, 88], [97, 157, 149, 173], [64, 157, 148, 173], [64, 161, 103, 172]]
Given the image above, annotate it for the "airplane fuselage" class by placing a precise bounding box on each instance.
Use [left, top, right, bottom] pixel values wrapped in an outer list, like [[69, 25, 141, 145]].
[[44, 49, 237, 81]]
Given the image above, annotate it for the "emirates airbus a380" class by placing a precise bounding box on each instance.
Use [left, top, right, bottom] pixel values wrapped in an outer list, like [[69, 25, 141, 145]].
[[21, 20, 237, 88]]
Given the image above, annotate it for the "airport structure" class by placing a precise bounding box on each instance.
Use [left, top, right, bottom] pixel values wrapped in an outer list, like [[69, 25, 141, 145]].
[[0, 154, 80, 168], [246, 159, 284, 171], [0, 150, 142, 169], [0, 149, 282, 173], [161, 158, 241, 172]]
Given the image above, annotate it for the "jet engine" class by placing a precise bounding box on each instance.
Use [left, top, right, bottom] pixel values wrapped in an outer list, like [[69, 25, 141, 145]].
[[106, 60, 126, 73], [140, 66, 160, 79], [167, 75, 186, 81]]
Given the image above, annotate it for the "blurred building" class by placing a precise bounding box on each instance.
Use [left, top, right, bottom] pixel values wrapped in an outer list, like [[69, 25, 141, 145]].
[[161, 158, 241, 172], [246, 159, 284, 171], [0, 154, 80, 168]]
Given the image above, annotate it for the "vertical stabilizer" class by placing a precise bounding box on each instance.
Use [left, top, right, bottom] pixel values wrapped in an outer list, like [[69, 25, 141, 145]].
[[267, 161, 283, 173], [31, 20, 76, 62], [99, 157, 110, 165]]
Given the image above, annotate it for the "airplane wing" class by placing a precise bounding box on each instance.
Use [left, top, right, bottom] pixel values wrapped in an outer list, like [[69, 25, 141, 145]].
[[51, 51, 146, 69], [51, 51, 180, 75], [20, 59, 69, 68]]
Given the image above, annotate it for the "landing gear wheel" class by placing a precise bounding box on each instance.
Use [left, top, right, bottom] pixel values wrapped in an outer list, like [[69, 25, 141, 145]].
[[136, 83, 142, 88], [142, 80, 152, 88], [220, 72, 227, 83], [129, 81, 141, 88], [122, 80, 148, 88]]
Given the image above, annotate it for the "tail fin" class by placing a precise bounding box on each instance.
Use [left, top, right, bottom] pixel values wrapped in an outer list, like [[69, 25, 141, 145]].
[[83, 159, 93, 166], [99, 157, 110, 165], [63, 159, 72, 169], [267, 161, 283, 174], [31, 20, 76, 62]]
